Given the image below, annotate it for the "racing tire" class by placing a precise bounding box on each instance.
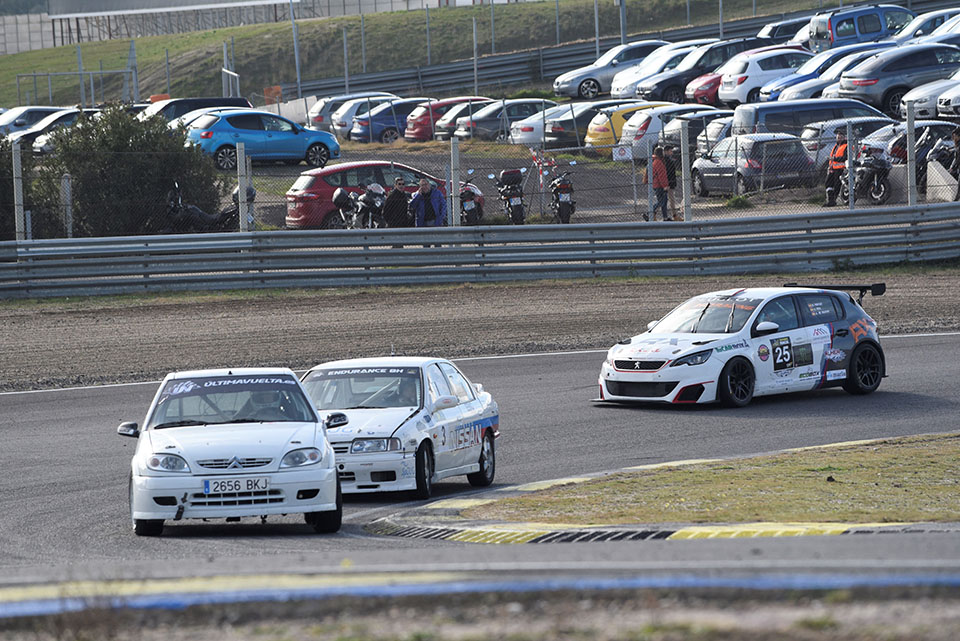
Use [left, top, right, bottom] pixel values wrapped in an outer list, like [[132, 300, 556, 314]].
[[662, 86, 683, 104], [306, 143, 330, 168], [578, 78, 601, 99], [413, 442, 434, 500], [467, 432, 496, 487], [380, 128, 400, 144], [509, 205, 525, 225], [692, 170, 708, 197], [214, 145, 237, 171], [130, 474, 163, 537], [843, 342, 883, 395], [557, 202, 573, 224], [868, 177, 891, 205], [717, 357, 755, 408], [305, 479, 342, 533]]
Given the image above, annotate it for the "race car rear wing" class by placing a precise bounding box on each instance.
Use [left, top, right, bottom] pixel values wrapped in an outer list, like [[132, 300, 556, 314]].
[[784, 283, 885, 305]]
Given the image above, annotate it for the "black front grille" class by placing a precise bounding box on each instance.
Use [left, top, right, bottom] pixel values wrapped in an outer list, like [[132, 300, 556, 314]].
[[332, 444, 350, 455], [606, 380, 678, 398], [614, 360, 666, 371], [338, 471, 356, 482], [190, 489, 283, 507]]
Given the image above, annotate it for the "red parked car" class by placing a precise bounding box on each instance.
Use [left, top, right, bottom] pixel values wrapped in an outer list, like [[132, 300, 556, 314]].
[[285, 160, 483, 229], [404, 96, 490, 142], [685, 72, 723, 105]]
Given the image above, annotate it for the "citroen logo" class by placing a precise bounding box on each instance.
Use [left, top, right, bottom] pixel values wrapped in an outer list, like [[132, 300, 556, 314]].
[[227, 457, 243, 469]]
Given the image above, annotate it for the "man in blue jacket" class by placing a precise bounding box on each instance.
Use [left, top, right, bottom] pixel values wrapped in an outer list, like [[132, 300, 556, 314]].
[[409, 178, 447, 227]]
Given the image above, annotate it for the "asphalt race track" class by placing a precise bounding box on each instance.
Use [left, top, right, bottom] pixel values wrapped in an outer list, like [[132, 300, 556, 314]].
[[1, 333, 959, 592]]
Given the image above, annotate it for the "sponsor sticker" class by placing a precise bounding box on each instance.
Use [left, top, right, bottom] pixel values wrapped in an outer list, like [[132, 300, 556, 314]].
[[811, 326, 831, 342], [826, 369, 847, 381], [824, 348, 846, 363], [714, 339, 749, 353], [798, 371, 820, 379], [757, 344, 770, 362]]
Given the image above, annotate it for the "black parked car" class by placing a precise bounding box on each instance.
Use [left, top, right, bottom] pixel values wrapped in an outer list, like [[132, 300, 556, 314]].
[[453, 99, 557, 141], [661, 109, 734, 158], [637, 37, 769, 103], [757, 16, 813, 44], [542, 98, 642, 148], [691, 133, 815, 196]]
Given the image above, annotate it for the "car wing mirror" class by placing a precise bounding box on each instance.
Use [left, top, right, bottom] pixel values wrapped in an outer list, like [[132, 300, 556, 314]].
[[646, 320, 658, 331], [325, 412, 349, 429], [754, 320, 780, 336], [474, 383, 484, 394], [117, 421, 139, 438], [431, 395, 459, 413], [13, 119, 25, 127]]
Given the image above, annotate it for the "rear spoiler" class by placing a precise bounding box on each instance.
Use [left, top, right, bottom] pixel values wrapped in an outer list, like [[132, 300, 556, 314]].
[[784, 282, 885, 305]]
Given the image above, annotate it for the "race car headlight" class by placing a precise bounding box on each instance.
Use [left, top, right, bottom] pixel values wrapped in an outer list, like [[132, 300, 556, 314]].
[[670, 349, 713, 367], [351, 438, 401, 454], [280, 447, 322, 468], [146, 454, 190, 473]]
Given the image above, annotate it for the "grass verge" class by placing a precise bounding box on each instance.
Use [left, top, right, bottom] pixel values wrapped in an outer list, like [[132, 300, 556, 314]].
[[462, 432, 960, 525]]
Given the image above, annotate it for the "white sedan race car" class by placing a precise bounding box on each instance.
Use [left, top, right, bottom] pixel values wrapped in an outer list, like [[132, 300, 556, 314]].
[[598, 284, 886, 407], [300, 357, 499, 498], [119, 368, 342, 536]]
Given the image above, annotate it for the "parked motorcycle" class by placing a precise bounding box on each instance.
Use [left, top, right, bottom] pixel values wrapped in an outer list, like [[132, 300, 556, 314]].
[[164, 181, 252, 233], [840, 150, 891, 206], [459, 179, 484, 225], [916, 129, 954, 190], [548, 170, 575, 224], [489, 168, 526, 225], [331, 183, 387, 229]]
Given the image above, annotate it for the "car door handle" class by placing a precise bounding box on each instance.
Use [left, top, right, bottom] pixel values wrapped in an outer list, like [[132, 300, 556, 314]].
[[835, 329, 849, 337]]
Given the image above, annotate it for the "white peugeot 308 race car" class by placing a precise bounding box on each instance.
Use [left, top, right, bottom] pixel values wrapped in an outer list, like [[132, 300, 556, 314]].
[[301, 357, 500, 499], [598, 284, 886, 407]]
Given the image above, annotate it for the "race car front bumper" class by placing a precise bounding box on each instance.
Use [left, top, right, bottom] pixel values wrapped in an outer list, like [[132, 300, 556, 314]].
[[333, 450, 419, 494], [598, 361, 716, 404]]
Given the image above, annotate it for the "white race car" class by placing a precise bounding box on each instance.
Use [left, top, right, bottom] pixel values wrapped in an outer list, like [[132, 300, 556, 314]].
[[301, 357, 499, 498], [119, 368, 343, 536], [598, 284, 886, 407]]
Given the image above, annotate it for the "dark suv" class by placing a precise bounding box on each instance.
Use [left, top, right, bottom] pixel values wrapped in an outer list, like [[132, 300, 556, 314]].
[[637, 37, 769, 103]]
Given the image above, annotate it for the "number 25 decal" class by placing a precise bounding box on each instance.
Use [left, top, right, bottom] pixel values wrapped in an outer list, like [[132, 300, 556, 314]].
[[771, 337, 794, 371]]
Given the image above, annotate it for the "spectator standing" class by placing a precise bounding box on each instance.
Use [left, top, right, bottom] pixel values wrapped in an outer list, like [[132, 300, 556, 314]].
[[664, 145, 679, 221], [824, 129, 847, 207], [409, 178, 447, 227], [383, 176, 412, 227], [650, 146, 669, 221]]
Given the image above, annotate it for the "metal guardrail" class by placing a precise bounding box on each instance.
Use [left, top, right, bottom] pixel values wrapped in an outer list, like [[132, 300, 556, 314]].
[[2, 204, 959, 299], [281, 0, 958, 98]]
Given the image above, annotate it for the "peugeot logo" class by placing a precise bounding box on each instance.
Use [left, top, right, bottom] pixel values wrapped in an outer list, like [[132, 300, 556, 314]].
[[634, 362, 641, 370], [227, 457, 243, 469]]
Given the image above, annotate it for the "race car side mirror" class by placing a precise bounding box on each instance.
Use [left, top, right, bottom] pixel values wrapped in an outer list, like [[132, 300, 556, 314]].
[[431, 395, 459, 413], [325, 412, 349, 429], [646, 320, 658, 331], [474, 383, 484, 394], [754, 321, 780, 337], [117, 421, 139, 438]]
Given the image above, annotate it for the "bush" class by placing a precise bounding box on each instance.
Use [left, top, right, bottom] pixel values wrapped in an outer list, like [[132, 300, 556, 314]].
[[32, 105, 226, 237]]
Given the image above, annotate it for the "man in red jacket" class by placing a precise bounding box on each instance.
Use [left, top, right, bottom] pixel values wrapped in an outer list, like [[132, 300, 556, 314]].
[[650, 146, 669, 221]]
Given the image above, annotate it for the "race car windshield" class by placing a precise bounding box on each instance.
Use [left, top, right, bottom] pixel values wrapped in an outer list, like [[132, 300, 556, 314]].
[[653, 297, 761, 334], [302, 367, 423, 410], [147, 375, 315, 428]]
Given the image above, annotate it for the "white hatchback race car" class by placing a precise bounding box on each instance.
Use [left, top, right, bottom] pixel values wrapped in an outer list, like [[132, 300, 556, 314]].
[[119, 368, 343, 536], [301, 357, 499, 498], [598, 284, 886, 407]]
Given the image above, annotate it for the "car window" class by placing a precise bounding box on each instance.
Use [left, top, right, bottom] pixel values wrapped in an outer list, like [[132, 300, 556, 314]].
[[438, 363, 475, 403], [886, 10, 913, 31], [763, 112, 796, 133], [757, 55, 785, 71], [858, 14, 882, 34], [835, 18, 856, 38], [261, 115, 295, 132], [700, 46, 727, 69], [886, 51, 937, 72], [341, 166, 380, 187], [227, 114, 263, 130], [654, 295, 762, 334], [301, 366, 422, 410], [621, 46, 647, 61], [381, 166, 420, 186], [189, 114, 220, 130], [935, 48, 960, 64], [289, 175, 315, 191], [786, 52, 810, 67], [799, 294, 841, 325], [847, 106, 880, 118], [756, 297, 800, 332], [710, 138, 733, 157], [425, 364, 452, 404]]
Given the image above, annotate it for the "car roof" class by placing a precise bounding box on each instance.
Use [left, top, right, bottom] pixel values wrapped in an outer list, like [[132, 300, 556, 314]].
[[308, 356, 446, 371], [802, 116, 894, 128], [299, 160, 428, 177], [732, 132, 800, 142], [697, 286, 851, 300], [202, 109, 293, 119], [763, 15, 812, 27], [165, 367, 298, 380], [818, 3, 909, 17], [418, 96, 489, 108]]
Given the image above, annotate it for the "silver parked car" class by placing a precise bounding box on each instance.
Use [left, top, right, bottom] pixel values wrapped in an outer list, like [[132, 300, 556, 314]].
[[553, 40, 668, 99], [330, 95, 400, 141], [778, 49, 885, 101], [306, 91, 397, 132], [799, 116, 895, 175], [0, 106, 66, 137], [837, 43, 960, 116]]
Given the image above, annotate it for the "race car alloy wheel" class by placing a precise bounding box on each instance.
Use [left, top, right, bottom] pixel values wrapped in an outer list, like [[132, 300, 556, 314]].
[[306, 143, 329, 168], [414, 443, 434, 500], [129, 473, 163, 537], [305, 479, 342, 533], [578, 79, 601, 99], [843, 343, 883, 395], [718, 357, 755, 407], [467, 432, 496, 487], [214, 145, 238, 171]]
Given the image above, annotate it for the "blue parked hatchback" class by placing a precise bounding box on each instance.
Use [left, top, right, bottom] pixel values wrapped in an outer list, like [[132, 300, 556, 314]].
[[186, 109, 340, 170], [349, 97, 431, 143], [759, 41, 894, 101]]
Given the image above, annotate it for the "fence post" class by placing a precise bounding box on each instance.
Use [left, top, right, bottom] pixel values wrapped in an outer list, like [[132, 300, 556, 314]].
[[13, 143, 25, 242], [472, 18, 478, 95], [718, 0, 723, 39], [646, 142, 653, 219], [490, 0, 495, 55], [450, 136, 460, 226], [555, 0, 560, 44], [425, 7, 431, 66], [593, 0, 599, 58], [360, 13, 366, 73], [61, 173, 73, 238], [906, 100, 917, 206], [77, 45, 86, 108], [846, 121, 854, 211], [237, 142, 249, 231], [343, 27, 350, 93], [680, 120, 691, 221]]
